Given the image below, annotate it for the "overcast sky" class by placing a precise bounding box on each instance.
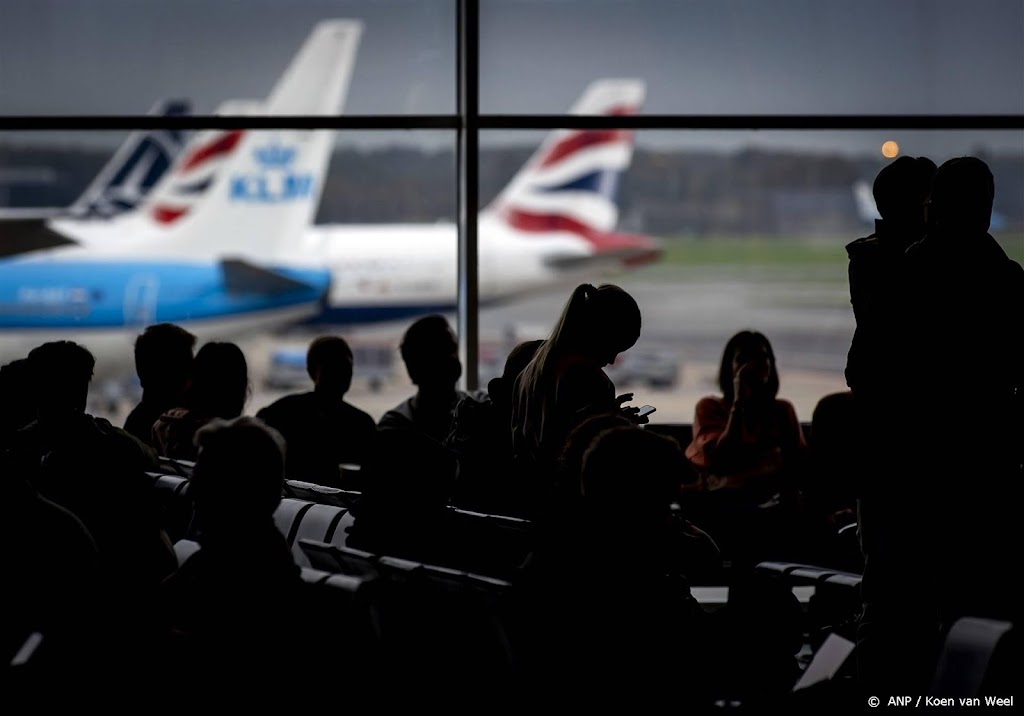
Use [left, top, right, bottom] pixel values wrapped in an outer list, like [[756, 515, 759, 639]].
[[0, 0, 1021, 154]]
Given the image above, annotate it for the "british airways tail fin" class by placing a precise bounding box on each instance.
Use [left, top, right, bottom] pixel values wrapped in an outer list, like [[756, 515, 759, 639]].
[[484, 79, 645, 234], [67, 99, 191, 219]]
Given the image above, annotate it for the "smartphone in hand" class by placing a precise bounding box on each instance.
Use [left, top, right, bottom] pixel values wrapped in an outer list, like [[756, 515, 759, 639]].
[[637, 405, 657, 418]]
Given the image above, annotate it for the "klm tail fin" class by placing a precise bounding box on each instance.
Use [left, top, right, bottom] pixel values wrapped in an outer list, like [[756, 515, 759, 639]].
[[67, 21, 362, 262], [67, 99, 191, 219], [484, 79, 645, 234]]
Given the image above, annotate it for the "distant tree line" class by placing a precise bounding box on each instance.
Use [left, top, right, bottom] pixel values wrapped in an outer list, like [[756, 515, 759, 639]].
[[1, 143, 1021, 236]]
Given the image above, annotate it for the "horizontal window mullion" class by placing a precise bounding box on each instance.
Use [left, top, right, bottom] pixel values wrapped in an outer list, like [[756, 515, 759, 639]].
[[477, 114, 1024, 130], [1, 114, 1020, 132], [0, 115, 462, 131]]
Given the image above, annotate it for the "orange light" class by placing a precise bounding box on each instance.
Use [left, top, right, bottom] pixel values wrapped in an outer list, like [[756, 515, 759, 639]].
[[882, 140, 899, 158]]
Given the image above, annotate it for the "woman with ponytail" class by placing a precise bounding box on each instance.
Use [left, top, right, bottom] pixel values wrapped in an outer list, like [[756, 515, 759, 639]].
[[511, 283, 643, 483]]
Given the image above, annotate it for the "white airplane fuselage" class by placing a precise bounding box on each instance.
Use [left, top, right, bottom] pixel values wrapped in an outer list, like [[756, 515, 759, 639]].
[[299, 212, 659, 325]]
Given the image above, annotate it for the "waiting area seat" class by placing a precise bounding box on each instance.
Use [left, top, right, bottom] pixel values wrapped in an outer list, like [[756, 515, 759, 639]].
[[284, 479, 361, 508]]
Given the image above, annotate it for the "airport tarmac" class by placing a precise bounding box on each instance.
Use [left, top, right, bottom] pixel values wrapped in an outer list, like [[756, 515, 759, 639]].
[[94, 272, 854, 427], [247, 272, 853, 425]]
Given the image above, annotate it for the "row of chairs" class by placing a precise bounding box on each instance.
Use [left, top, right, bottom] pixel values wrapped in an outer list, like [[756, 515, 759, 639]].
[[755, 561, 1017, 700], [149, 469, 534, 577]]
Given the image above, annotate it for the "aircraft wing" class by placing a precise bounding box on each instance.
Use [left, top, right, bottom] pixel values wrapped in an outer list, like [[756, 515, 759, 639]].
[[221, 258, 324, 295]]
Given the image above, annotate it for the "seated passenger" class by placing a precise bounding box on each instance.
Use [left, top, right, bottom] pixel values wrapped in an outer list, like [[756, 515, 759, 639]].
[[123, 323, 196, 448], [6, 341, 175, 596], [516, 424, 719, 704], [2, 474, 100, 671], [445, 339, 544, 517], [257, 335, 376, 485], [379, 315, 477, 444], [345, 426, 458, 565], [0, 359, 36, 454], [684, 330, 807, 563], [156, 416, 358, 686], [152, 341, 248, 461]]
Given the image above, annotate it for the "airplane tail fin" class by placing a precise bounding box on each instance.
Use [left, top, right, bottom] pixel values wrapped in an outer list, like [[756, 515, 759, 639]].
[[128, 21, 362, 260], [67, 99, 191, 219], [484, 79, 645, 234]]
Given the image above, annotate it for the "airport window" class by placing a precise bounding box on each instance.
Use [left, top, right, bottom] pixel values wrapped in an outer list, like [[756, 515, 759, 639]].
[[479, 0, 1024, 116], [0, 0, 1021, 423]]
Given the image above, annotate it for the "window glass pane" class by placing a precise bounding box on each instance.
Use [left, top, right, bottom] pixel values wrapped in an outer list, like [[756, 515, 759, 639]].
[[0, 0, 454, 115], [0, 129, 456, 424], [477, 129, 1024, 423], [480, 0, 1024, 115]]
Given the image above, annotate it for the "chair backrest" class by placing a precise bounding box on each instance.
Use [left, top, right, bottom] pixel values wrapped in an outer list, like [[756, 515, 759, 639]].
[[288, 502, 352, 566], [930, 617, 1016, 697], [443, 507, 533, 579], [284, 479, 361, 508], [150, 473, 194, 541]]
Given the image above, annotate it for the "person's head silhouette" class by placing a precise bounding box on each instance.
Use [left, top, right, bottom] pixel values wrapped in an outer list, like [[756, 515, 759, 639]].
[[718, 330, 780, 405], [26, 341, 96, 416], [191, 416, 285, 537], [399, 315, 461, 394], [306, 335, 354, 399], [488, 339, 544, 406], [580, 424, 682, 532], [535, 283, 641, 370], [0, 359, 36, 437], [873, 156, 936, 238], [927, 156, 996, 235], [186, 342, 249, 419], [134, 323, 196, 401]]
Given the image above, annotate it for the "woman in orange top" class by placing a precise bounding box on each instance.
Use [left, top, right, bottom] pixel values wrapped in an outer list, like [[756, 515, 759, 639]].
[[685, 331, 807, 562]]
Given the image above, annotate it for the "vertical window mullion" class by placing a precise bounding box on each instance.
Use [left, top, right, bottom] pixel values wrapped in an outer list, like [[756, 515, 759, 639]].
[[457, 0, 480, 392]]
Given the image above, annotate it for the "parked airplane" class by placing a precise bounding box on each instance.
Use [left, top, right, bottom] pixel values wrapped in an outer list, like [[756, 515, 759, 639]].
[[56, 79, 661, 327], [0, 99, 190, 256], [302, 78, 661, 325], [0, 21, 363, 381]]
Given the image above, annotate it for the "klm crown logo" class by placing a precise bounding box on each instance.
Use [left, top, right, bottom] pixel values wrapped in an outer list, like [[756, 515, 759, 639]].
[[230, 141, 312, 203], [254, 144, 296, 168]]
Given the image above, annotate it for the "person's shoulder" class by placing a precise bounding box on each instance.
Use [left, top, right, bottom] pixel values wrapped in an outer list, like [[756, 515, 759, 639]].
[[695, 395, 725, 410], [340, 400, 376, 426], [775, 398, 799, 415], [258, 392, 312, 418], [93, 416, 160, 466], [378, 399, 414, 429]]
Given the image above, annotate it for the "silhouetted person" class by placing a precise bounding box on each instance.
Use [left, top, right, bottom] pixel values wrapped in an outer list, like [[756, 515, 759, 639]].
[[2, 474, 100, 672], [6, 341, 175, 601], [152, 341, 248, 460], [845, 156, 936, 396], [445, 339, 544, 516], [157, 417, 342, 687], [0, 359, 35, 454], [257, 335, 377, 485], [518, 424, 794, 705], [511, 283, 645, 486], [857, 157, 1024, 693], [123, 323, 196, 448], [684, 330, 807, 566], [379, 314, 474, 443], [804, 391, 862, 573], [345, 426, 458, 564]]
